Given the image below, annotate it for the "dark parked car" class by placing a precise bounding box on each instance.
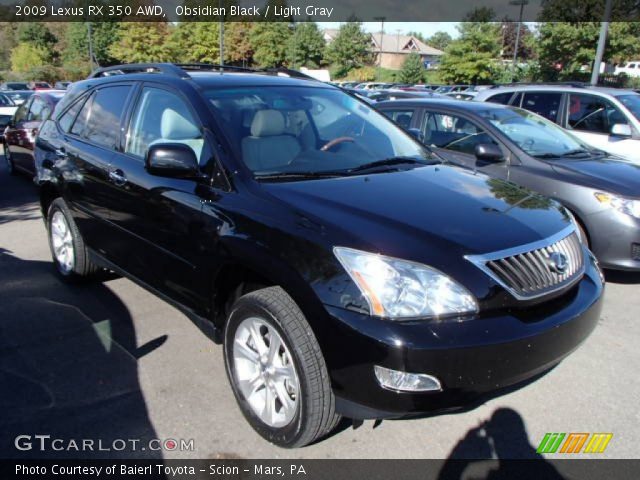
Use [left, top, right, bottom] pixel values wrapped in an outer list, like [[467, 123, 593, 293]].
[[1, 90, 34, 105], [0, 81, 30, 91], [35, 63, 603, 448], [377, 98, 640, 270], [4, 90, 64, 176]]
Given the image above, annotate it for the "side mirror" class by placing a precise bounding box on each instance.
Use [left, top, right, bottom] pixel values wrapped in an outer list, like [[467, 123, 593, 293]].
[[145, 143, 199, 179], [610, 123, 632, 137], [474, 143, 504, 163], [408, 128, 425, 142]]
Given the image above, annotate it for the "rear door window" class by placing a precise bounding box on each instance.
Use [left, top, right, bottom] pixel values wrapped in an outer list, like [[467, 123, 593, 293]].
[[59, 96, 88, 133], [381, 109, 416, 129], [521, 92, 562, 122], [71, 86, 131, 148], [27, 97, 47, 122]]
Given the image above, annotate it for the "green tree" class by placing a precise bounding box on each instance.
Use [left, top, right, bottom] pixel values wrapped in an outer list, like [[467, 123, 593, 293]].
[[325, 22, 372, 76], [286, 22, 325, 68], [18, 22, 57, 51], [63, 22, 120, 67], [499, 21, 534, 61], [426, 31, 452, 51], [399, 52, 424, 83], [109, 22, 171, 63], [0, 23, 18, 70], [11, 42, 48, 73], [250, 22, 292, 68], [538, 22, 640, 79], [224, 22, 254, 66], [439, 21, 501, 84]]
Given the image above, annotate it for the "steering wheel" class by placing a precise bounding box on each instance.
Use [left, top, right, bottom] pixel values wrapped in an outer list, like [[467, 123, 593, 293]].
[[321, 136, 355, 152]]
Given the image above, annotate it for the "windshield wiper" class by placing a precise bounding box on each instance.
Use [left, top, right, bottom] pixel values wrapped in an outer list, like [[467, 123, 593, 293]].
[[255, 171, 346, 181], [559, 149, 592, 157], [346, 156, 436, 174], [533, 149, 592, 159]]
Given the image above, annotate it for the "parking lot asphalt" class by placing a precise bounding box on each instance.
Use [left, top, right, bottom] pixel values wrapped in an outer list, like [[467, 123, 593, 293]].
[[0, 149, 638, 461]]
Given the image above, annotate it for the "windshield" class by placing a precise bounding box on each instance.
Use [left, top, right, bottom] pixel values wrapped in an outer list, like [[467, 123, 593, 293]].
[[617, 94, 640, 122], [477, 107, 591, 157], [203, 86, 433, 177]]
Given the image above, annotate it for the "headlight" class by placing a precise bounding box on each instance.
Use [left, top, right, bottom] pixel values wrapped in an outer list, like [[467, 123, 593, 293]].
[[333, 247, 478, 319], [595, 192, 640, 219]]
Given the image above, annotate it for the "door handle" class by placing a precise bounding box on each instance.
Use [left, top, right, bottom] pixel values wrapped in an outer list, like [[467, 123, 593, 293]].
[[108, 169, 127, 186], [54, 148, 67, 159]]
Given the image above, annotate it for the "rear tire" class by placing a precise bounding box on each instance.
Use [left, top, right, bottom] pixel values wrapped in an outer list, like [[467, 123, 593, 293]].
[[46, 198, 100, 282], [224, 286, 340, 448]]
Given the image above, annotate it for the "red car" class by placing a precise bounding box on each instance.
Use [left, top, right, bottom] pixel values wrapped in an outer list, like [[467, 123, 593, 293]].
[[4, 90, 65, 176]]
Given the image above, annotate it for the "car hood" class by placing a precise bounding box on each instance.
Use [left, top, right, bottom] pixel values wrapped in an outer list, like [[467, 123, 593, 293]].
[[262, 165, 571, 259], [549, 156, 640, 197]]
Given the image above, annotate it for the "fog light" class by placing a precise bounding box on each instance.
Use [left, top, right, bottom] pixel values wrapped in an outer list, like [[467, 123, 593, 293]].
[[374, 365, 442, 392]]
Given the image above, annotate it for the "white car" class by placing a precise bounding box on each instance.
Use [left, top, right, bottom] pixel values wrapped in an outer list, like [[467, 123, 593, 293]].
[[475, 84, 640, 162], [0, 93, 18, 140], [615, 61, 640, 78]]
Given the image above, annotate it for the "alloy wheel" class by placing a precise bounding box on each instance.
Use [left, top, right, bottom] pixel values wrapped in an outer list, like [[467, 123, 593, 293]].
[[232, 317, 299, 428], [50, 210, 75, 274]]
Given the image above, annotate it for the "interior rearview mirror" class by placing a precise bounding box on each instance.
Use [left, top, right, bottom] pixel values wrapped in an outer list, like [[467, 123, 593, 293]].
[[610, 123, 632, 137], [474, 143, 504, 163], [145, 143, 199, 179]]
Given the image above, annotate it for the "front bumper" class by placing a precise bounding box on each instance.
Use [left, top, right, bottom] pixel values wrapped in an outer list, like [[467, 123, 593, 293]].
[[321, 257, 604, 419], [587, 208, 640, 271]]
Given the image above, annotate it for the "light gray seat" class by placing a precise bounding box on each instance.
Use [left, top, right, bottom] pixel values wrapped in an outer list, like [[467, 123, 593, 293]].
[[150, 108, 204, 161], [241, 110, 301, 171]]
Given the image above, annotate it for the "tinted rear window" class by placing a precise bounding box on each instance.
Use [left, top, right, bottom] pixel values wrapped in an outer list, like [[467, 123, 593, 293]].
[[521, 92, 562, 122], [71, 86, 131, 148], [486, 92, 513, 105]]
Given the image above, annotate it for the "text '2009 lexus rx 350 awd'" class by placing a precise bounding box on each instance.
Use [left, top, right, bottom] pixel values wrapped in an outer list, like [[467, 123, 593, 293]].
[[35, 63, 604, 447]]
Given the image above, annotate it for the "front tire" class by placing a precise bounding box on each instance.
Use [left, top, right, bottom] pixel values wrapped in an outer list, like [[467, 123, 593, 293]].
[[46, 198, 99, 282], [224, 286, 340, 448]]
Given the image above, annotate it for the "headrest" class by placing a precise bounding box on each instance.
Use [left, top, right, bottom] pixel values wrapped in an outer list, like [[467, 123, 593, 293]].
[[161, 108, 200, 140], [251, 110, 285, 137]]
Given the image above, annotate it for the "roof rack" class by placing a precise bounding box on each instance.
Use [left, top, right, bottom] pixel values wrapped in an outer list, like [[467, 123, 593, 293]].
[[88, 62, 322, 82], [175, 63, 257, 73], [490, 82, 587, 89], [88, 63, 191, 79]]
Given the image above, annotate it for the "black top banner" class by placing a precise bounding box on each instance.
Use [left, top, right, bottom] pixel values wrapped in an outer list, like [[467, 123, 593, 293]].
[[1, 0, 639, 22]]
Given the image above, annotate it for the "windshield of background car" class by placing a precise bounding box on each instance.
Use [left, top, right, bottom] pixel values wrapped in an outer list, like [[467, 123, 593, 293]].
[[617, 94, 640, 122], [478, 107, 589, 157], [203, 86, 433, 176]]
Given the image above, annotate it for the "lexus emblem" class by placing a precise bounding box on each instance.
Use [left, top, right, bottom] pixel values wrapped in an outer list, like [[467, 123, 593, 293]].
[[548, 252, 569, 274]]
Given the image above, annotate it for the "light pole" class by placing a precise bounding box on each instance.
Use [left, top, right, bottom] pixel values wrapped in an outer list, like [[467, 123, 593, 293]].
[[509, 0, 528, 82], [591, 0, 613, 85], [374, 16, 385, 68]]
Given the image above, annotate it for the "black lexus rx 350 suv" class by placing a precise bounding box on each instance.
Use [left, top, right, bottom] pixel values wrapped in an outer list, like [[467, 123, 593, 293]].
[[34, 64, 604, 448]]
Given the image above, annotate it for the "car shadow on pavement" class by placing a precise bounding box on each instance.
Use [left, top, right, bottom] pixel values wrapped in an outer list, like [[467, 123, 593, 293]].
[[437, 408, 565, 479], [0, 152, 41, 225], [0, 248, 166, 460]]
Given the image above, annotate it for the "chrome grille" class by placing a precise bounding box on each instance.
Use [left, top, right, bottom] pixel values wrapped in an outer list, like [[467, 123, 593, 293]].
[[466, 226, 585, 300]]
